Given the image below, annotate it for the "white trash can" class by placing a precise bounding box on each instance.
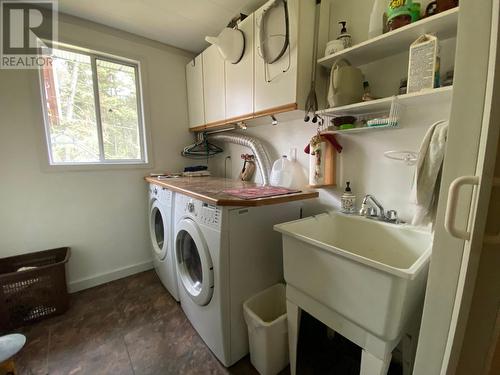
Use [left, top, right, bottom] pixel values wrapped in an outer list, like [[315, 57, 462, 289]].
[[243, 284, 289, 375]]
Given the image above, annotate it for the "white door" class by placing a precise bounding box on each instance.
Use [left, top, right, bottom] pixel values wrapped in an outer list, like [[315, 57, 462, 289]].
[[186, 54, 205, 128], [225, 14, 254, 120], [149, 200, 168, 260], [203, 45, 226, 124], [175, 218, 214, 306], [413, 1, 500, 374], [446, 146, 500, 375]]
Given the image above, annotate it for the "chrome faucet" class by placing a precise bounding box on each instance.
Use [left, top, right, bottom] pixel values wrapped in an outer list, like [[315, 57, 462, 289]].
[[360, 195, 385, 218], [359, 195, 401, 223]]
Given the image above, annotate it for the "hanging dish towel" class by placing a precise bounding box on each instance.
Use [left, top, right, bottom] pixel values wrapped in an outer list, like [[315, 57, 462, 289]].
[[411, 120, 449, 226]]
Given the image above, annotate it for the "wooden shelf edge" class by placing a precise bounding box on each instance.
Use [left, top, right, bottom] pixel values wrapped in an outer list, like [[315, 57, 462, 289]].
[[253, 103, 298, 118], [189, 103, 298, 132]]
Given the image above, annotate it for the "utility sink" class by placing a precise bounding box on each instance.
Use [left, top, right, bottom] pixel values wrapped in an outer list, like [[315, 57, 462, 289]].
[[274, 211, 432, 350]]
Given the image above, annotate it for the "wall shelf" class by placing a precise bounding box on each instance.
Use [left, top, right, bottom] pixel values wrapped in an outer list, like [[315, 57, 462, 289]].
[[317, 86, 453, 117], [317, 7, 459, 68]]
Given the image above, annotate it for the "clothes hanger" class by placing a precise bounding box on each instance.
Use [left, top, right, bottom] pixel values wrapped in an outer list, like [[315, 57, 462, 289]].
[[182, 133, 224, 159]]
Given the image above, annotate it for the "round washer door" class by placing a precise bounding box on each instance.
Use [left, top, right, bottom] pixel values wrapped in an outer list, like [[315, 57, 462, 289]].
[[149, 199, 168, 260], [176, 218, 214, 306]]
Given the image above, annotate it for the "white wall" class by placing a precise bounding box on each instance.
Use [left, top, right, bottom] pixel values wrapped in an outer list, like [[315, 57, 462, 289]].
[[209, 0, 455, 223], [209, 101, 450, 222], [0, 15, 193, 291]]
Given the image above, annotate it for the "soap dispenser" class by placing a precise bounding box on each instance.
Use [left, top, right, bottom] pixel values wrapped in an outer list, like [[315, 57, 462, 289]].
[[341, 181, 356, 214], [337, 21, 352, 48]]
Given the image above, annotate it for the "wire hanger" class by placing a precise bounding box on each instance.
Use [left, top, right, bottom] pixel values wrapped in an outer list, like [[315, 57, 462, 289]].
[[182, 132, 224, 160]]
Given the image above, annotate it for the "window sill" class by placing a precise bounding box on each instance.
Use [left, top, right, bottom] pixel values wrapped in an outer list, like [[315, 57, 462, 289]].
[[42, 161, 153, 173]]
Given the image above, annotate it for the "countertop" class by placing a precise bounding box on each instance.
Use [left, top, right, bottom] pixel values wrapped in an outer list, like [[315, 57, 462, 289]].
[[145, 176, 319, 207]]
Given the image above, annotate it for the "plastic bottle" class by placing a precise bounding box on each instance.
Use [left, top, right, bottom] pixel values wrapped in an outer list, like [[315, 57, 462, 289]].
[[337, 21, 352, 48], [270, 155, 293, 187], [341, 181, 356, 214], [368, 0, 388, 39]]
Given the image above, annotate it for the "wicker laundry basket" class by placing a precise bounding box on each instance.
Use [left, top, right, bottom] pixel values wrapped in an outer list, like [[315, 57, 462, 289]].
[[0, 247, 70, 333]]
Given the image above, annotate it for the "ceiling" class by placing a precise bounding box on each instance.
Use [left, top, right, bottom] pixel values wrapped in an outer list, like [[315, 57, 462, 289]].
[[58, 0, 267, 53]]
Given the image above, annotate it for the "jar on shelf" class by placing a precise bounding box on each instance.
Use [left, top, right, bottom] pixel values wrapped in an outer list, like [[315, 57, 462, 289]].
[[387, 0, 413, 31]]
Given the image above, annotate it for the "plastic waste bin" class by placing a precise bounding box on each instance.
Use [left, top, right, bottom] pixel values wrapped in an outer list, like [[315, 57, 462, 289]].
[[243, 284, 289, 375]]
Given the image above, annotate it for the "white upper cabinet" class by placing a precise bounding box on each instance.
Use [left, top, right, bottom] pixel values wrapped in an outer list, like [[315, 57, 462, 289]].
[[254, 0, 315, 113], [186, 54, 205, 128], [186, 0, 315, 130], [225, 14, 254, 120], [203, 45, 226, 124]]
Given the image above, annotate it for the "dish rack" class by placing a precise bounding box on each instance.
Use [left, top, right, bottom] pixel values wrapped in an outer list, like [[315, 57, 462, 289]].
[[318, 96, 402, 134]]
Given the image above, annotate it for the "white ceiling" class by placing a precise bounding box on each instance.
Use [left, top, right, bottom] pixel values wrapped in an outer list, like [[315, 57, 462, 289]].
[[58, 0, 266, 53]]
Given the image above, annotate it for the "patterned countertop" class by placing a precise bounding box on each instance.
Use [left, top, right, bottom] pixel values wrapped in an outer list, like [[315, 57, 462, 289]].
[[145, 176, 319, 207]]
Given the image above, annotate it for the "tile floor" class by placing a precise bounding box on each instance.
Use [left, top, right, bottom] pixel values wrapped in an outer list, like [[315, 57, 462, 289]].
[[12, 271, 402, 375]]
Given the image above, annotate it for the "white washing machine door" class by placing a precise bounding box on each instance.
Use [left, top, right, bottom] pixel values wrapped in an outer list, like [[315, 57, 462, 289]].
[[149, 199, 168, 260], [176, 218, 214, 306]]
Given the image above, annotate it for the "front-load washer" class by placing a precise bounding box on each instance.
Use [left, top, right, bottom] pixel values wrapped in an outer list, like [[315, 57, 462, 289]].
[[174, 193, 299, 366], [149, 184, 179, 301]]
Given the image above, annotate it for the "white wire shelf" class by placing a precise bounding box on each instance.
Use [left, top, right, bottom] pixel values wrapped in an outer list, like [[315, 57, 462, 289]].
[[319, 86, 453, 135], [321, 123, 400, 135]]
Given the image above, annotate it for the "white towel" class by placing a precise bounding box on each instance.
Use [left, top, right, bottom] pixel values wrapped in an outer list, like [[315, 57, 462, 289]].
[[411, 120, 449, 226]]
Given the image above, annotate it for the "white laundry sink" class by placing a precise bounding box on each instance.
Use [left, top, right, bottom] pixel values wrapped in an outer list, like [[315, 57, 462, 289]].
[[274, 211, 432, 342]]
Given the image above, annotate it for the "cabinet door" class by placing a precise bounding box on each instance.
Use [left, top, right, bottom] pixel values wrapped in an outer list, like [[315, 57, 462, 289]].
[[225, 14, 254, 120], [186, 54, 205, 128], [254, 0, 297, 113], [203, 45, 226, 124]]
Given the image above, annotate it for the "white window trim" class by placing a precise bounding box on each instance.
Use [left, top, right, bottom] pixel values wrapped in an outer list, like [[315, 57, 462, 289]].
[[39, 43, 149, 167]]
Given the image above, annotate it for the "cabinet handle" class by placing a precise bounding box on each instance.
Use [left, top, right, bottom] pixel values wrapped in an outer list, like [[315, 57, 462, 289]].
[[444, 176, 480, 240], [484, 177, 500, 245]]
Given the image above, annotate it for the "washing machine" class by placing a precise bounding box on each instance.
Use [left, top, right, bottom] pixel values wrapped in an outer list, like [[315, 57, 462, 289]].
[[149, 184, 179, 301], [174, 193, 300, 366]]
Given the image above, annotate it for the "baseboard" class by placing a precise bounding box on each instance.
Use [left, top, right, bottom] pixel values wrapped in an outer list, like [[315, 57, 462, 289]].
[[68, 260, 154, 293]]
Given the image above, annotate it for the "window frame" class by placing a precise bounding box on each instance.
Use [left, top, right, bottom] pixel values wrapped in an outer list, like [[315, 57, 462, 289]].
[[39, 43, 149, 167]]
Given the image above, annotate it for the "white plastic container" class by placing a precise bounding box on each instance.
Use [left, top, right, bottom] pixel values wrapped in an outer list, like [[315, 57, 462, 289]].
[[243, 284, 289, 375], [269, 155, 293, 187]]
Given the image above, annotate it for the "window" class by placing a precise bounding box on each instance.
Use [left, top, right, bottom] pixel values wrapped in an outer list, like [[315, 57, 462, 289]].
[[40, 47, 147, 165]]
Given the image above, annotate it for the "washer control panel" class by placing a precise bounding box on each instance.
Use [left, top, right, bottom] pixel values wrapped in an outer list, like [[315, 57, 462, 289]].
[[182, 198, 198, 215], [176, 194, 222, 230], [200, 203, 221, 228]]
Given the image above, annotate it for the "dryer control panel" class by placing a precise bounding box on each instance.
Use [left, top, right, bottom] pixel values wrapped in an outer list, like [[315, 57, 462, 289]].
[[149, 183, 173, 206]]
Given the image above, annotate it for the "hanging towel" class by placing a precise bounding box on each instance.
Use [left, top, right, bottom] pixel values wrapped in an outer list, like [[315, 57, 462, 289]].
[[411, 120, 449, 226]]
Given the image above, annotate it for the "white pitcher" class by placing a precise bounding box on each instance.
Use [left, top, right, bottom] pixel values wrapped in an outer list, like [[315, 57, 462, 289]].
[[327, 59, 364, 108]]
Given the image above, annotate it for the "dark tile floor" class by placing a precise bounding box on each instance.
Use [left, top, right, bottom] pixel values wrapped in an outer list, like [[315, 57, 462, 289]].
[[12, 271, 402, 375]]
